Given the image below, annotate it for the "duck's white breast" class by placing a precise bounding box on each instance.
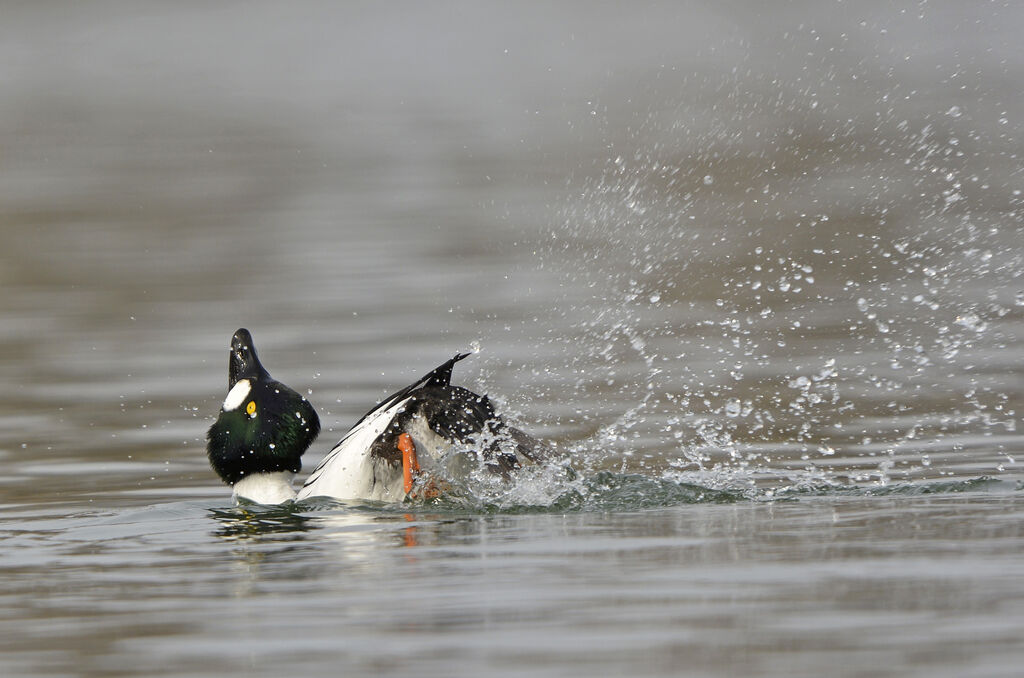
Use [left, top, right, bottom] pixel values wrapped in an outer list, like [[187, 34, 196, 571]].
[[233, 471, 296, 505]]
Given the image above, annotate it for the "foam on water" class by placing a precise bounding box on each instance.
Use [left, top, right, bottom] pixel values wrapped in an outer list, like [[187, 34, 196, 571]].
[[282, 468, 1023, 516]]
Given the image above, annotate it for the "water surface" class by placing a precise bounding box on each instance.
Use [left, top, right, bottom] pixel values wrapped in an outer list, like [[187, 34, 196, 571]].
[[1, 2, 1022, 677]]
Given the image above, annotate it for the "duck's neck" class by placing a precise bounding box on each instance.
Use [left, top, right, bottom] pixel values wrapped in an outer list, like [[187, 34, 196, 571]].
[[232, 472, 297, 505]]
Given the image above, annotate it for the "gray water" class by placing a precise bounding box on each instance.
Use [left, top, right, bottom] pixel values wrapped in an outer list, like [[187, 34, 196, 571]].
[[2, 2, 1023, 677]]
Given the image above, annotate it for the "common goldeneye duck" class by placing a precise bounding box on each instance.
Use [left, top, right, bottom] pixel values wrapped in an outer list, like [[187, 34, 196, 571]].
[[206, 328, 321, 504], [206, 328, 548, 504]]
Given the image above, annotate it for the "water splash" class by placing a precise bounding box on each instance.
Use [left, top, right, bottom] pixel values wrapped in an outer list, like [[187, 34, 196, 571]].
[[283, 470, 1023, 516], [518, 57, 1022, 490]]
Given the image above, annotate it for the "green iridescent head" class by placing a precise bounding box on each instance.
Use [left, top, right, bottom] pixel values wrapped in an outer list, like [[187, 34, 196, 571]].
[[206, 328, 320, 485]]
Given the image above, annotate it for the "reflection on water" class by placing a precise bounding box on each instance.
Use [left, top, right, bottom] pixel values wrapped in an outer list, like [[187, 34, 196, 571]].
[[5, 493, 1022, 677], [1, 1, 1023, 676], [210, 506, 315, 541]]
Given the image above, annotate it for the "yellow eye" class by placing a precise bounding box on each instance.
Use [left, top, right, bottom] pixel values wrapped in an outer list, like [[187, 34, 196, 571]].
[[246, 401, 257, 416]]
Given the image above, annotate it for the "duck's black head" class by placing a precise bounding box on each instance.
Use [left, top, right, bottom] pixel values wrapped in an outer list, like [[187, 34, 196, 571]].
[[206, 328, 320, 486]]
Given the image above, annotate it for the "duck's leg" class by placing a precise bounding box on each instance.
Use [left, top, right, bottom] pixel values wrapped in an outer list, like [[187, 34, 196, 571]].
[[399, 432, 445, 499], [399, 432, 419, 494]]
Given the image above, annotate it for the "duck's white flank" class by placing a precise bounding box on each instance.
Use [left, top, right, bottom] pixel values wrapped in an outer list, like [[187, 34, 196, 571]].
[[297, 396, 432, 502], [222, 379, 252, 411], [233, 471, 296, 504]]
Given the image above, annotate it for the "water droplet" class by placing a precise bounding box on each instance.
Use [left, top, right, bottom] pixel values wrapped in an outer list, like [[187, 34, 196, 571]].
[[955, 313, 987, 333]]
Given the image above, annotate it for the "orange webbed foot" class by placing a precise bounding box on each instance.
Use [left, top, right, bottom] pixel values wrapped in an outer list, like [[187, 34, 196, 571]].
[[400, 432, 448, 500], [399, 432, 419, 495]]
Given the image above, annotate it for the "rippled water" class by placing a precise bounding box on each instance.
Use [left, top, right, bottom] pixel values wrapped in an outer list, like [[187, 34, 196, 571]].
[[2, 2, 1023, 677]]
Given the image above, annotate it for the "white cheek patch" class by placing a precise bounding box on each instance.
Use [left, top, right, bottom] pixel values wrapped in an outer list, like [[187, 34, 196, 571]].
[[222, 379, 252, 411]]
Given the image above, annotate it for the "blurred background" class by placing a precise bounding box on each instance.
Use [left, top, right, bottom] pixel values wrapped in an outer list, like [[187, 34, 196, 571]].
[[1, 0, 1021, 499]]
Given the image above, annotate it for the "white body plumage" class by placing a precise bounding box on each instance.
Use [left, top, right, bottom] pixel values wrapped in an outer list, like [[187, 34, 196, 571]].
[[297, 397, 447, 502]]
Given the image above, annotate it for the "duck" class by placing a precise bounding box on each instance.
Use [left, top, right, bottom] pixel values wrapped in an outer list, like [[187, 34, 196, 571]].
[[206, 328, 548, 504]]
